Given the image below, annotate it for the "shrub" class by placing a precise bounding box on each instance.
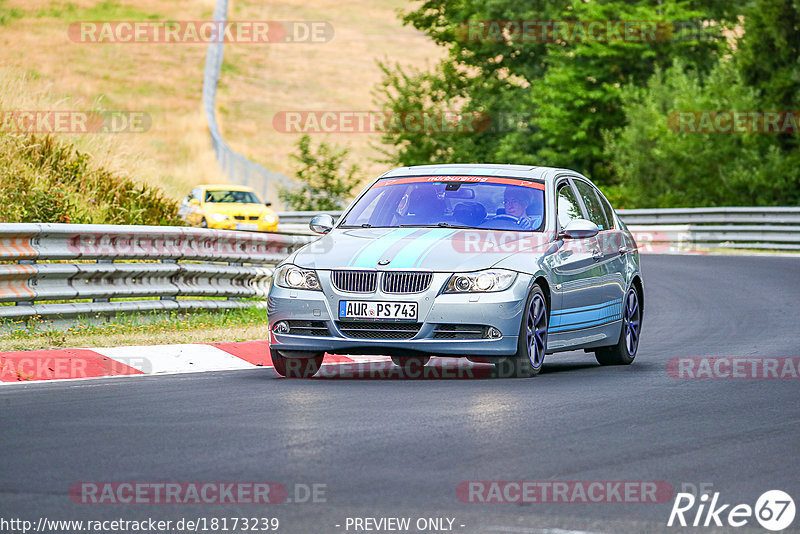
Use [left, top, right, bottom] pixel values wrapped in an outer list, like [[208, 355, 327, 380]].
[[604, 60, 800, 208], [0, 133, 182, 225], [278, 134, 361, 211]]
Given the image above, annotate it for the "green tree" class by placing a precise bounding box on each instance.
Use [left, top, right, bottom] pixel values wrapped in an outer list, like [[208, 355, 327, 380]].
[[737, 0, 800, 153], [279, 134, 361, 211], [604, 59, 800, 208], [377, 0, 738, 184]]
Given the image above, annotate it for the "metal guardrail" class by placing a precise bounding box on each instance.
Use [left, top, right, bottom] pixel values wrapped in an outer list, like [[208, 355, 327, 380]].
[[0, 224, 316, 321], [1, 206, 796, 322], [278, 207, 800, 251], [620, 207, 800, 251], [203, 0, 291, 204], [617, 207, 800, 226]]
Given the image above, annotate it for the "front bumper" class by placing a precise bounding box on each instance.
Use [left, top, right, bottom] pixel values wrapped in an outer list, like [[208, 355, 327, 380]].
[[267, 272, 532, 358], [206, 219, 279, 232]]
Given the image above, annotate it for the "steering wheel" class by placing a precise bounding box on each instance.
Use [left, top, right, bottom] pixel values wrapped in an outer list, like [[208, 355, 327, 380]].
[[491, 214, 521, 222]]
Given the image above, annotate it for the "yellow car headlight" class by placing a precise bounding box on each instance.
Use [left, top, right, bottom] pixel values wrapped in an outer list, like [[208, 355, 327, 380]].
[[209, 213, 229, 222], [262, 214, 277, 224]]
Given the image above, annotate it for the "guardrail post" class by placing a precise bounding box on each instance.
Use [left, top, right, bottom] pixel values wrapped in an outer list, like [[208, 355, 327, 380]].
[[161, 259, 178, 301], [228, 261, 242, 301], [93, 259, 113, 303], [13, 259, 36, 306]]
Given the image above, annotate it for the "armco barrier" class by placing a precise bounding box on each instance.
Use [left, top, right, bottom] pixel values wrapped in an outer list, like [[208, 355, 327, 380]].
[[2, 207, 797, 323], [619, 207, 800, 251], [278, 207, 800, 251], [616, 207, 800, 226], [0, 224, 316, 321]]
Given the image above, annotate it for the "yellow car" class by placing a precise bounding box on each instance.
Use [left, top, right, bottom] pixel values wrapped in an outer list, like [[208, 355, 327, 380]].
[[180, 184, 279, 232]]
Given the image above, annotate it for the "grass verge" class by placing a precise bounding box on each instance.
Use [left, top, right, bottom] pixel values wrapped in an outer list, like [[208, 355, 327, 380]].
[[0, 133, 181, 224], [0, 306, 270, 352]]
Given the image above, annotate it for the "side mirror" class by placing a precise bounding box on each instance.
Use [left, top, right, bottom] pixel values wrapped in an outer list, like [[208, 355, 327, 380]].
[[264, 202, 272, 207], [309, 214, 335, 235], [561, 218, 599, 239], [189, 198, 201, 206]]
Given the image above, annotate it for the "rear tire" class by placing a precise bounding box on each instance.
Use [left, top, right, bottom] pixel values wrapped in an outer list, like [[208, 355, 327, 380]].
[[495, 284, 548, 378], [272, 351, 324, 378], [595, 286, 641, 365], [391, 356, 430, 372]]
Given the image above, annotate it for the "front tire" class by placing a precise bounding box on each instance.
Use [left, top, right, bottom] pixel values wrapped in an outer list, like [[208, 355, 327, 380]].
[[200, 217, 208, 228], [496, 285, 548, 378], [272, 351, 324, 378], [595, 286, 641, 365]]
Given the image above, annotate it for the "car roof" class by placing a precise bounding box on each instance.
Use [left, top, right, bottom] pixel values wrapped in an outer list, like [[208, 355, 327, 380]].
[[380, 164, 586, 184], [198, 184, 257, 192]]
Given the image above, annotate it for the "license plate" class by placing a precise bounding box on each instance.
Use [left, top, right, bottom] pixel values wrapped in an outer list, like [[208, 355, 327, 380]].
[[339, 300, 418, 321], [236, 223, 258, 231]]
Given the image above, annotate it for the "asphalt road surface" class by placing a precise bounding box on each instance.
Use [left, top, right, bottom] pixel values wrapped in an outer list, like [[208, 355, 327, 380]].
[[1, 254, 799, 534]]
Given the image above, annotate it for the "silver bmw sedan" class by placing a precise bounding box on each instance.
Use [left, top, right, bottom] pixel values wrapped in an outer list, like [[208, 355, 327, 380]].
[[268, 164, 643, 378]]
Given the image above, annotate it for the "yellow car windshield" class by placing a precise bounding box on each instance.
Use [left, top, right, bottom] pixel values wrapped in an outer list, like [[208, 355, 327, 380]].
[[205, 190, 261, 203]]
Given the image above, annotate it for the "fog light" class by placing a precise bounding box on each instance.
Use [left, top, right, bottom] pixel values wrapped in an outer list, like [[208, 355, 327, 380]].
[[273, 321, 290, 334], [487, 327, 502, 339]]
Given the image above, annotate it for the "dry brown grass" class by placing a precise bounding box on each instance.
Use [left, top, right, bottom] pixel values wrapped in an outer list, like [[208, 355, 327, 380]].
[[219, 0, 442, 186], [1, 0, 442, 203]]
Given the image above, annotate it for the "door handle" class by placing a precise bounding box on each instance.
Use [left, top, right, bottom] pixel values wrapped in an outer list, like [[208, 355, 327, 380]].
[[592, 248, 603, 261], [619, 247, 634, 255]]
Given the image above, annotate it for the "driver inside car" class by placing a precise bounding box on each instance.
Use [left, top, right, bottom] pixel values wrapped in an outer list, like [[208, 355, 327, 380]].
[[502, 187, 543, 230]]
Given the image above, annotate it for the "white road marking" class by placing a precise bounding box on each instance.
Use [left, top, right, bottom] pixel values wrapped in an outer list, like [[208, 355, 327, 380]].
[[92, 344, 255, 374]]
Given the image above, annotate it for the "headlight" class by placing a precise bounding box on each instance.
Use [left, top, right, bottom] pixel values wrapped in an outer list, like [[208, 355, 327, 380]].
[[262, 214, 277, 224], [275, 264, 321, 290], [209, 213, 229, 222], [444, 269, 517, 293]]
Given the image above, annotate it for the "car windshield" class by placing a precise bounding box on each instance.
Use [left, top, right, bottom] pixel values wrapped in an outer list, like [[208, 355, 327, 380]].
[[340, 176, 546, 231], [205, 190, 261, 203]]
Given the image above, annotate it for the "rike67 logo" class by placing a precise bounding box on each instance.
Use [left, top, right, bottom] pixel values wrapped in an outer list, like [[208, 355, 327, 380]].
[[668, 489, 795, 531]]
